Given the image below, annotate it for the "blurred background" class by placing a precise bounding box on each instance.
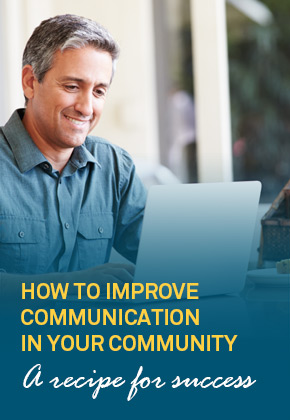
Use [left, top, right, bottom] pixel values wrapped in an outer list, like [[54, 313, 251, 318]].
[[0, 0, 289, 202]]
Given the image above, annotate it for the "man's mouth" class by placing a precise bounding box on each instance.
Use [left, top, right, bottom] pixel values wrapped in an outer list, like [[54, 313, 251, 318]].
[[64, 115, 90, 126]]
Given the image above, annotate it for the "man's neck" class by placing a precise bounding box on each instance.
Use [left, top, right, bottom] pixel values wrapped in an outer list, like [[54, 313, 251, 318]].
[[22, 111, 73, 174]]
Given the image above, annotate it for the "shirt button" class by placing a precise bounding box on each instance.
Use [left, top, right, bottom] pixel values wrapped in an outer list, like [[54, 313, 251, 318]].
[[98, 227, 104, 234], [64, 223, 70, 229], [43, 163, 50, 170], [18, 231, 25, 238]]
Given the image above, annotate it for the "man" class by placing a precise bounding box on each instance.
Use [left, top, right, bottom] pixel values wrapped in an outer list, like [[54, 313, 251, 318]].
[[0, 14, 146, 291]]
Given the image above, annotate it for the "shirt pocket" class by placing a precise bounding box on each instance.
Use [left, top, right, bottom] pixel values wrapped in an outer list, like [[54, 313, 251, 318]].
[[0, 216, 46, 273], [76, 212, 115, 269]]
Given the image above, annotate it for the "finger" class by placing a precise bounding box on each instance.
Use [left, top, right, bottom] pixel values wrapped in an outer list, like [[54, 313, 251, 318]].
[[104, 263, 135, 275], [121, 264, 135, 276], [101, 268, 134, 284]]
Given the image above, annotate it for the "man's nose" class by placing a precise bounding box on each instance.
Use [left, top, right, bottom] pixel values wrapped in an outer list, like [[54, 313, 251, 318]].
[[74, 92, 93, 117]]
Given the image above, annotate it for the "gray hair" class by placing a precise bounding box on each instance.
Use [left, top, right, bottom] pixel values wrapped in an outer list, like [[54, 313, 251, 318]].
[[22, 14, 120, 84]]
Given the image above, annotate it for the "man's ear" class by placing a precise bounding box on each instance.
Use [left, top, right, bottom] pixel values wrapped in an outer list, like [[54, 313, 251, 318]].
[[22, 65, 37, 100]]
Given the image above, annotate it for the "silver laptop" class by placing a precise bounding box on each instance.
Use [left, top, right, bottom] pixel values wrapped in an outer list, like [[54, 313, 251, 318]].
[[131, 181, 261, 301]]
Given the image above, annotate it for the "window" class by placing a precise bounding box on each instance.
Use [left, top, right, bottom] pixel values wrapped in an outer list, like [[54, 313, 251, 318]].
[[153, 0, 197, 183], [227, 0, 290, 202]]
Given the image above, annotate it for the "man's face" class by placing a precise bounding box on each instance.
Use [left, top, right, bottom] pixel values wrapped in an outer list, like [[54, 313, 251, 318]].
[[23, 46, 113, 151]]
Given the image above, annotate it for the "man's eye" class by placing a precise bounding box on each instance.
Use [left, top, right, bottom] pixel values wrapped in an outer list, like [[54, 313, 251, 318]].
[[65, 85, 78, 91], [94, 89, 106, 97]]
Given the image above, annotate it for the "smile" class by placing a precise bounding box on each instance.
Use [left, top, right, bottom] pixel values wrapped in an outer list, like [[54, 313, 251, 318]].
[[65, 116, 90, 126]]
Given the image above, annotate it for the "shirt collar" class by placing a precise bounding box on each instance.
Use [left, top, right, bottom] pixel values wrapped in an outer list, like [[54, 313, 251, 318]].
[[2, 109, 101, 173]]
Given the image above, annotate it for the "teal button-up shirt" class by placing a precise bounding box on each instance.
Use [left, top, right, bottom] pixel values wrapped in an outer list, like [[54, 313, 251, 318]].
[[0, 109, 146, 274]]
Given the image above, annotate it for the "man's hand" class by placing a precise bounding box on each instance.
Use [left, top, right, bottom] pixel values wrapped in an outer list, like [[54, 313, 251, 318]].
[[68, 263, 135, 295], [0, 263, 135, 298]]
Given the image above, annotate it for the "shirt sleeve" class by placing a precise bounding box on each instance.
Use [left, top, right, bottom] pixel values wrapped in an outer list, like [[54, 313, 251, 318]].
[[113, 150, 147, 264]]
